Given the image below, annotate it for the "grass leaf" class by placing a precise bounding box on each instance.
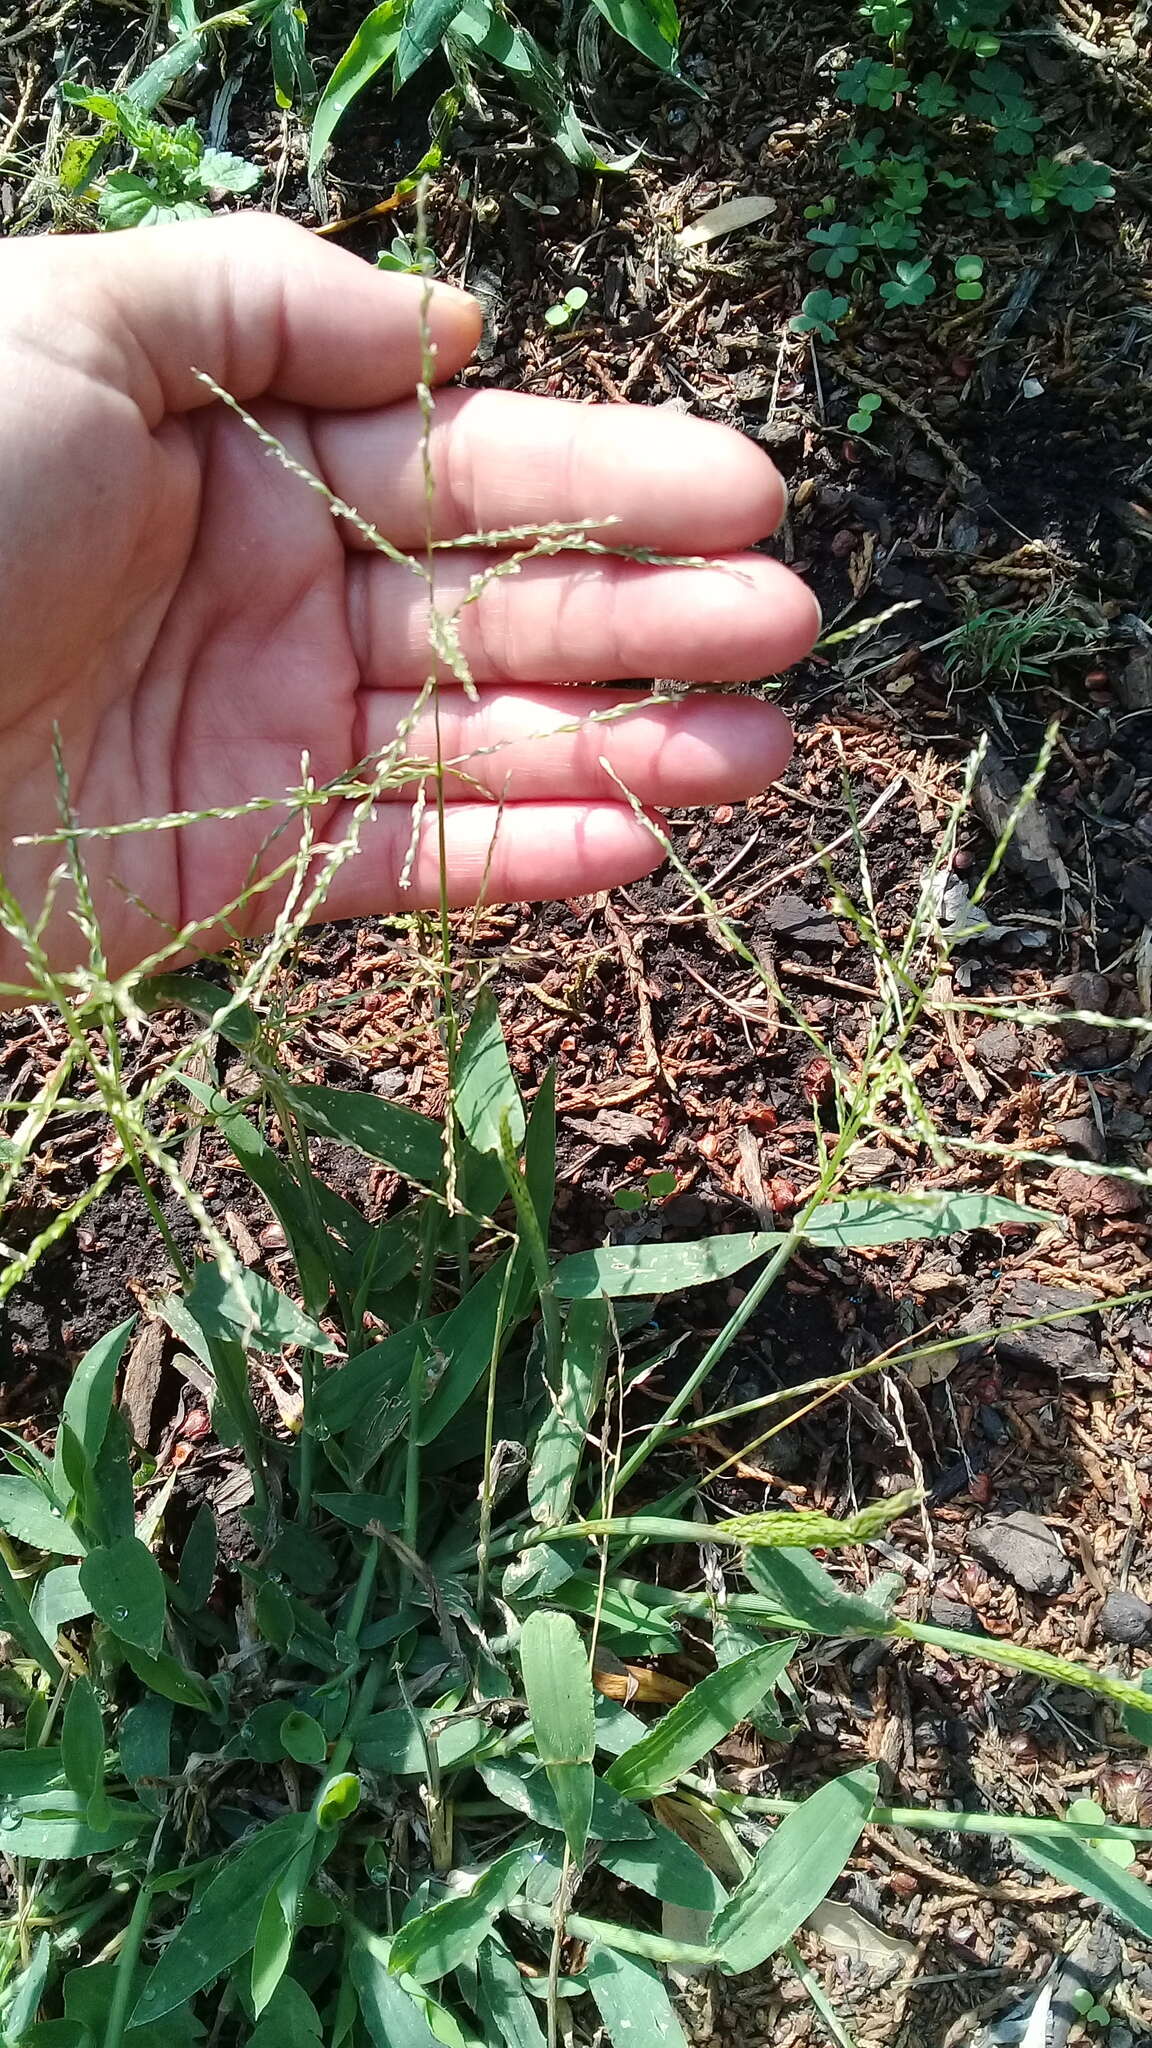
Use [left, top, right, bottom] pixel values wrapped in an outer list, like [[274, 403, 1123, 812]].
[[307, 0, 405, 171], [280, 1079, 444, 1186], [585, 1947, 691, 2048], [1016, 1827, 1152, 1937], [0, 1474, 83, 1556], [606, 1640, 798, 1800], [131, 1814, 317, 2025], [455, 988, 526, 1157], [708, 1766, 878, 1972], [520, 1608, 596, 1861], [389, 1847, 535, 1983], [529, 1298, 609, 1528]]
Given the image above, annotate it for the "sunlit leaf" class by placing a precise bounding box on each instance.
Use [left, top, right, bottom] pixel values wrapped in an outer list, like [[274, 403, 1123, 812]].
[[708, 1767, 877, 1972]]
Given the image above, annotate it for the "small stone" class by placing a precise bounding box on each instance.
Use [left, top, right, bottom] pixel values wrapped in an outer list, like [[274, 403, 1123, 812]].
[[928, 1593, 984, 1634], [1050, 1165, 1144, 1217], [759, 892, 842, 947], [991, 1281, 1106, 1383], [968, 1511, 1072, 1597], [1099, 1589, 1152, 1648], [974, 1022, 1022, 1072], [1052, 1114, 1106, 1163]]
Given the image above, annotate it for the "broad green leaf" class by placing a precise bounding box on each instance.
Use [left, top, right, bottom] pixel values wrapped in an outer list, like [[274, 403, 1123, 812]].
[[119, 1695, 173, 1815], [62, 1959, 205, 2048], [600, 1822, 728, 1911], [606, 1639, 798, 1800], [742, 1547, 897, 1637], [520, 1609, 595, 1862], [252, 1840, 313, 2014], [1018, 1827, 1152, 1937], [53, 1316, 135, 1506], [280, 1080, 443, 1186], [248, 1978, 323, 2048], [0, 1477, 84, 1555], [99, 172, 210, 230], [61, 1679, 108, 1829], [80, 1537, 167, 1656], [280, 1712, 328, 1767], [0, 1791, 145, 1860], [450, 0, 633, 170], [351, 1936, 444, 2048], [708, 1766, 877, 1972], [313, 1322, 424, 1443], [308, 1, 406, 173], [355, 1708, 487, 1775], [30, 1565, 91, 1639], [131, 1813, 316, 2024], [268, 1524, 336, 1595], [590, 0, 682, 74], [0, 1751, 66, 1797], [585, 1948, 690, 2048], [137, 972, 260, 1049], [418, 1253, 521, 1445], [184, 1260, 338, 1356], [477, 1939, 546, 2048], [478, 1756, 651, 1841], [116, 1640, 214, 1712], [553, 1193, 1041, 1296], [454, 989, 525, 1157], [529, 1298, 608, 1529], [389, 1847, 534, 1983], [196, 147, 261, 192], [395, 0, 462, 86], [5, 1932, 51, 2039], [176, 1505, 218, 1612]]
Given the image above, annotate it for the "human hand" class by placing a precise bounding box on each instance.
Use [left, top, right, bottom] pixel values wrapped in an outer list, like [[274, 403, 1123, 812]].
[[0, 214, 818, 994]]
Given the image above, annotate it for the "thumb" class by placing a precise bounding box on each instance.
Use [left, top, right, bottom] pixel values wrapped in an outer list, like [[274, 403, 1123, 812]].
[[8, 211, 481, 422]]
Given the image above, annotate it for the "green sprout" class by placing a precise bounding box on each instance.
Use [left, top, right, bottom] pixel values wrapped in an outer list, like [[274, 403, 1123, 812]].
[[376, 233, 438, 275], [914, 70, 960, 116], [807, 220, 866, 278], [543, 285, 590, 331], [847, 392, 883, 433], [836, 58, 911, 108], [1070, 1989, 1112, 2027], [879, 256, 937, 308], [953, 254, 985, 301], [613, 1171, 678, 1212], [789, 290, 850, 341]]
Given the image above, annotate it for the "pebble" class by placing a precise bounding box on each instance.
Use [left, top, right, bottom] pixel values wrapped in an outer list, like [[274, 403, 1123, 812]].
[[1099, 1588, 1152, 1648], [967, 1511, 1073, 1597], [928, 1593, 985, 1634]]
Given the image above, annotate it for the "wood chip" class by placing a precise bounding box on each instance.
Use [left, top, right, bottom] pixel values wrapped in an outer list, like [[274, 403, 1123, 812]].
[[676, 195, 777, 247]]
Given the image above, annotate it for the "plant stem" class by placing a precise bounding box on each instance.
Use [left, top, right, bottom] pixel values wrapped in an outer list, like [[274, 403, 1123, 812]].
[[101, 1882, 152, 2048], [0, 1549, 59, 1673], [693, 1779, 1152, 1846], [508, 1898, 716, 1969]]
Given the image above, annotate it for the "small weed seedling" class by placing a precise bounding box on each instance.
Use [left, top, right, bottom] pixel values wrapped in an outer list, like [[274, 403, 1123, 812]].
[[613, 1170, 678, 1211], [789, 289, 850, 340], [953, 254, 985, 301], [60, 81, 260, 226], [544, 285, 590, 331], [376, 232, 438, 275], [847, 392, 884, 433]]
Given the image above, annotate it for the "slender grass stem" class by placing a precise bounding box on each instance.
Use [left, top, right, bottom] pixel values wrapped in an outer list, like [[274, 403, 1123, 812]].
[[101, 1882, 151, 2048]]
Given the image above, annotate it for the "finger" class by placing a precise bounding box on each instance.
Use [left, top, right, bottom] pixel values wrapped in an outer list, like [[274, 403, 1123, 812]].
[[8, 214, 481, 421], [360, 687, 793, 804], [311, 802, 666, 924], [314, 388, 787, 554], [349, 550, 821, 689]]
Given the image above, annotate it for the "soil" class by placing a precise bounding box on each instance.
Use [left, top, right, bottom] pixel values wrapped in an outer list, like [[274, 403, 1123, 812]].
[[4, 0, 1152, 2040]]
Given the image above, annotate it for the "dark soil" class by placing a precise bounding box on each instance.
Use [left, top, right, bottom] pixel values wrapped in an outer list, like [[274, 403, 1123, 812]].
[[4, 0, 1152, 2038]]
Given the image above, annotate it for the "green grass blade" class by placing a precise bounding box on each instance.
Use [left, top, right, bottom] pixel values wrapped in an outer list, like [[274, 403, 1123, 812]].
[[388, 1847, 535, 1984], [307, 0, 406, 172], [131, 1814, 315, 2025], [1016, 1828, 1152, 1938], [708, 1766, 878, 1973], [529, 1298, 609, 1529], [585, 1947, 690, 2048], [606, 1640, 798, 1801], [455, 988, 525, 1157], [599, 1823, 728, 1911], [478, 1756, 652, 1841], [280, 1079, 444, 1186], [520, 1608, 596, 1861], [477, 1939, 546, 2048], [743, 1547, 897, 1636]]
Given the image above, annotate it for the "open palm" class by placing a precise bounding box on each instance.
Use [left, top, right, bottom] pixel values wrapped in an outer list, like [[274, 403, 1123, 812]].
[[0, 215, 818, 993]]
